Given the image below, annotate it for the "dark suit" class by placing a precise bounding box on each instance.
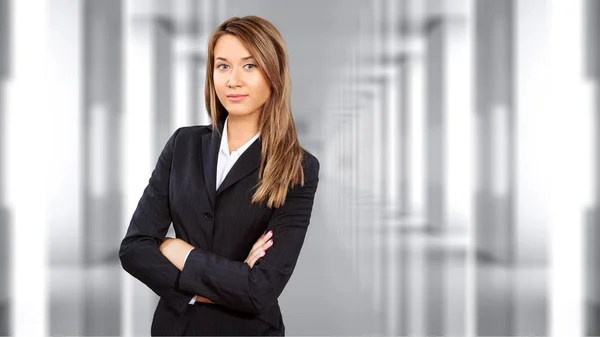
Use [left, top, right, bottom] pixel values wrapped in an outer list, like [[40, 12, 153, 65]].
[[119, 123, 320, 336]]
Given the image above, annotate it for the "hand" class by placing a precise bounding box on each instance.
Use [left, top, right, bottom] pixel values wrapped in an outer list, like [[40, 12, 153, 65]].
[[159, 237, 194, 271], [160, 239, 214, 304], [244, 230, 274, 268], [195, 295, 214, 304]]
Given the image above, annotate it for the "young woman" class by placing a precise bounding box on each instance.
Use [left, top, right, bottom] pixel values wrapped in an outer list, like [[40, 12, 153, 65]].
[[119, 15, 320, 336]]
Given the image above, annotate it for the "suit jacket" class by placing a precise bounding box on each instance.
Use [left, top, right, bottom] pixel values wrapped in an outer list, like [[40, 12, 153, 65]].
[[119, 123, 320, 336]]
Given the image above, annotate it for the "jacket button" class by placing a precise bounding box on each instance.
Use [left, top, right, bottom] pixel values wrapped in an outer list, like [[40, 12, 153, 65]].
[[204, 212, 213, 220]]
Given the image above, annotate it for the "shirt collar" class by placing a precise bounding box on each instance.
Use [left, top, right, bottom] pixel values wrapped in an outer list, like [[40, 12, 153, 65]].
[[220, 117, 261, 156]]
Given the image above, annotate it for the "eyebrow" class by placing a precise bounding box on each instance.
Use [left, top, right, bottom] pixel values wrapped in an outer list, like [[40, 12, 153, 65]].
[[215, 56, 255, 62]]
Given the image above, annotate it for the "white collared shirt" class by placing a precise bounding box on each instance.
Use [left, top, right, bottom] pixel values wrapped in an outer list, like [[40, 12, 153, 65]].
[[187, 117, 260, 305], [216, 117, 261, 190]]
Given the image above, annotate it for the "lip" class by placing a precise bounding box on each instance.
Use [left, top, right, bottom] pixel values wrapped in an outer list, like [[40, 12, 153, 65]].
[[226, 94, 248, 102]]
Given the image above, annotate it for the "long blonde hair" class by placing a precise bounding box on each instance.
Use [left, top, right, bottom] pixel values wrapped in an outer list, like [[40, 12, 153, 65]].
[[205, 16, 304, 208]]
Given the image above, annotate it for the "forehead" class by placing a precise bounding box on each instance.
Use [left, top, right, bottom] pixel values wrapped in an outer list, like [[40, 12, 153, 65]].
[[213, 35, 252, 60]]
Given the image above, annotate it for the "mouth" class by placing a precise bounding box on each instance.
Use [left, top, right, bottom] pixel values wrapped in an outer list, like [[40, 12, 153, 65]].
[[226, 94, 248, 102]]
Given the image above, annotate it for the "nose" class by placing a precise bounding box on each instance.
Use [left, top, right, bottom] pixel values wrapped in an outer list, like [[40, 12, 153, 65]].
[[227, 68, 242, 88]]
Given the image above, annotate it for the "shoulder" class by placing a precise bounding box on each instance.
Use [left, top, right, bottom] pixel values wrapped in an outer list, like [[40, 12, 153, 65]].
[[300, 148, 320, 181], [173, 124, 213, 139], [168, 124, 214, 147], [158, 125, 215, 156]]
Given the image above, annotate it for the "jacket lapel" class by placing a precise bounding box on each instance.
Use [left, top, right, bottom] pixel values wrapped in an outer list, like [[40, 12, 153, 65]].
[[216, 136, 262, 196], [201, 124, 222, 209], [201, 121, 263, 205]]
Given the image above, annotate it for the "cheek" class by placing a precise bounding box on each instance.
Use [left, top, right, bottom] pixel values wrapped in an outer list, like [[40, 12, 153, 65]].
[[250, 78, 270, 100], [213, 78, 227, 97], [213, 75, 223, 89]]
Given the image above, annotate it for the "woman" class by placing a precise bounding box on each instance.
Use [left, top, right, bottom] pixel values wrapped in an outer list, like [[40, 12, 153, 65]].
[[119, 15, 320, 336]]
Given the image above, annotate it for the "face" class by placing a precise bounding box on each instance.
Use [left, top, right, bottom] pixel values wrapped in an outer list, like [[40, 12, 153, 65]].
[[213, 34, 271, 119]]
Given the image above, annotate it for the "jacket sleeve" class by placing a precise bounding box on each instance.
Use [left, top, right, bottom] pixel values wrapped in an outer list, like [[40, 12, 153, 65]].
[[177, 154, 320, 314], [118, 127, 192, 315]]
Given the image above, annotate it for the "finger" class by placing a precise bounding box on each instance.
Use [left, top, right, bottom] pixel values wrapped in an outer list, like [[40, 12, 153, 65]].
[[247, 250, 266, 268], [247, 248, 265, 265], [249, 239, 273, 259], [251, 230, 273, 250], [250, 231, 271, 252], [247, 246, 268, 266], [250, 239, 273, 262], [245, 237, 274, 266], [260, 238, 274, 251]]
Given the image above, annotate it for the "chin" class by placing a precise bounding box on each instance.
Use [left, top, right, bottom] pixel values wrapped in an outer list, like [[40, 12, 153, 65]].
[[225, 107, 257, 117]]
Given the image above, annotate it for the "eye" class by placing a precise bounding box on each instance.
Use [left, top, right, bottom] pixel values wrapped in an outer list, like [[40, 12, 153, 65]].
[[244, 63, 257, 70], [216, 64, 229, 70]]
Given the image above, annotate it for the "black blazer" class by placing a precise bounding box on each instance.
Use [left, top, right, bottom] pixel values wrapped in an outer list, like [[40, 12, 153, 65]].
[[119, 123, 320, 336]]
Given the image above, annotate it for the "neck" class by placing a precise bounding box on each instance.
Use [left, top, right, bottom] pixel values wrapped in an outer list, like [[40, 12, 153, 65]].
[[226, 112, 260, 150]]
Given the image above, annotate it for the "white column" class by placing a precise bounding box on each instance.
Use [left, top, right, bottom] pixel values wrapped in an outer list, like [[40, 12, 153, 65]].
[[370, 0, 386, 328], [444, 19, 473, 238], [406, 41, 426, 220], [46, 0, 85, 334], [546, 0, 593, 336], [172, 0, 213, 128], [444, 12, 474, 337], [424, 5, 474, 335], [172, 36, 196, 128], [172, 0, 194, 128], [382, 0, 401, 216], [197, 0, 212, 126], [5, 0, 50, 335], [121, 1, 162, 335], [514, 0, 550, 267], [405, 37, 428, 337], [514, 0, 552, 335]]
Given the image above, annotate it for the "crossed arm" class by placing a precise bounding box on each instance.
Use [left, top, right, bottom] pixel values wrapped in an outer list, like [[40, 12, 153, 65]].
[[158, 231, 274, 304], [118, 128, 320, 315]]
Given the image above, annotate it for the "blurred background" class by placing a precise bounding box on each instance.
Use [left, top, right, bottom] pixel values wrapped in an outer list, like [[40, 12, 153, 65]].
[[1, 0, 599, 336]]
